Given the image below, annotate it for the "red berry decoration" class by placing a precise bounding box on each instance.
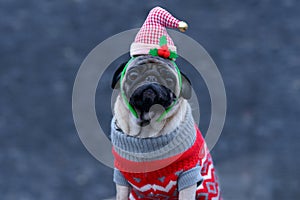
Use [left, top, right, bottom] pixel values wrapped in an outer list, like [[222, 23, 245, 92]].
[[149, 36, 178, 60], [158, 45, 171, 58]]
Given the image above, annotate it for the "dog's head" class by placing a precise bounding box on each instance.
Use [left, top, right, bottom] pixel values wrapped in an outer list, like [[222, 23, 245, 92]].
[[112, 55, 191, 126]]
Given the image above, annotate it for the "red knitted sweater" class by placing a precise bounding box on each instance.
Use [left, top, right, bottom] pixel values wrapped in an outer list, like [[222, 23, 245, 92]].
[[113, 126, 221, 200]]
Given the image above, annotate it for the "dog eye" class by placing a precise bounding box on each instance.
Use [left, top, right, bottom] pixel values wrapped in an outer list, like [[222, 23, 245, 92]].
[[159, 68, 169, 76], [128, 71, 139, 81], [160, 69, 172, 78], [166, 78, 174, 87]]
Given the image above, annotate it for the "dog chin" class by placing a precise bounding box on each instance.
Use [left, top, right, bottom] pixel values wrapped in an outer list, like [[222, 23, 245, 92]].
[[128, 101, 184, 138], [134, 110, 158, 127], [136, 119, 150, 127]]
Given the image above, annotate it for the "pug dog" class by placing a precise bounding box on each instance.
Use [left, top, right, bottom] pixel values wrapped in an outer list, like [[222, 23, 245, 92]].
[[111, 55, 220, 200], [112, 55, 191, 137]]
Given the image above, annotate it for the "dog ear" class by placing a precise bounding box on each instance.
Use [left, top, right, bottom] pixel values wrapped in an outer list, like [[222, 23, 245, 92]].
[[111, 62, 127, 89], [180, 71, 192, 99]]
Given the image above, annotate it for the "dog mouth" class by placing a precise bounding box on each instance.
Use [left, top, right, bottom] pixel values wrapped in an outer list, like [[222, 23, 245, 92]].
[[128, 83, 176, 125], [136, 118, 151, 127]]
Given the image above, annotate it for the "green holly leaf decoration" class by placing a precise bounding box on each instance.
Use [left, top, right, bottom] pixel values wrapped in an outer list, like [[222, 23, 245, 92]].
[[150, 36, 178, 60], [169, 51, 178, 59], [159, 35, 167, 47], [149, 48, 158, 56]]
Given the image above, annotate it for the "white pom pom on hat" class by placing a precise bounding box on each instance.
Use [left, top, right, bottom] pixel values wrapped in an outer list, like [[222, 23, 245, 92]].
[[130, 7, 188, 58]]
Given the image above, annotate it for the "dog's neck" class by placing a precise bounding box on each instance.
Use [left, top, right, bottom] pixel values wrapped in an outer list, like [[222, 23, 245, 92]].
[[111, 101, 196, 163], [114, 96, 188, 138]]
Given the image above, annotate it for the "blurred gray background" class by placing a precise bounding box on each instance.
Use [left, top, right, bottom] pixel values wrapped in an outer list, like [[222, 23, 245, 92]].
[[1, 0, 299, 199]]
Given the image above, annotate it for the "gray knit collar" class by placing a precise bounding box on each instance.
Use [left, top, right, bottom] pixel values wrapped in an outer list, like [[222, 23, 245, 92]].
[[111, 105, 196, 162]]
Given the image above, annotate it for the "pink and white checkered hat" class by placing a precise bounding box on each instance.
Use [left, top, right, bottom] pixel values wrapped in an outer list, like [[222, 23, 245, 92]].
[[130, 7, 188, 57]]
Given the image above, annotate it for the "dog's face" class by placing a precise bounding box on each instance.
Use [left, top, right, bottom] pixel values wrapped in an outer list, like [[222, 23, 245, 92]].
[[112, 55, 191, 127]]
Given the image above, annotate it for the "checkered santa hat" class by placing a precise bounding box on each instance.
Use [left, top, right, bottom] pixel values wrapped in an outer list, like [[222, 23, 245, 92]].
[[130, 7, 188, 59]]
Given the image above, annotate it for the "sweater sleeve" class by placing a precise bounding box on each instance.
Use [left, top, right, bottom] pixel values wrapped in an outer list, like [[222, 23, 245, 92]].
[[113, 168, 130, 187], [177, 165, 202, 191]]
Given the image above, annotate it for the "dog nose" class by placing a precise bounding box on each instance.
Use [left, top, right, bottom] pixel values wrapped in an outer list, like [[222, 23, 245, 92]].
[[143, 88, 156, 102], [145, 75, 157, 82]]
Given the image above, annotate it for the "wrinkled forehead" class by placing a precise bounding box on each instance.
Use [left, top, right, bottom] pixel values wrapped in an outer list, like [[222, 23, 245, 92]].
[[126, 55, 177, 71]]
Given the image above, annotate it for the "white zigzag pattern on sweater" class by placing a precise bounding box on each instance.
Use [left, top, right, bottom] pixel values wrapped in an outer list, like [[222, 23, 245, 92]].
[[130, 180, 177, 193], [197, 163, 213, 190], [197, 147, 220, 200]]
